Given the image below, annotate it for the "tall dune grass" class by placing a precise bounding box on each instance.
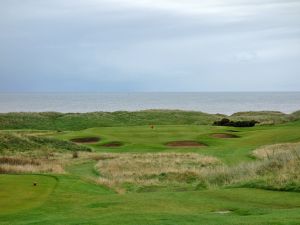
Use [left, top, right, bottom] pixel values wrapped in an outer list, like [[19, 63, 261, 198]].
[[0, 156, 64, 174], [0, 132, 91, 155], [96, 153, 220, 191], [95, 144, 300, 192], [196, 145, 300, 191], [1, 110, 299, 131]]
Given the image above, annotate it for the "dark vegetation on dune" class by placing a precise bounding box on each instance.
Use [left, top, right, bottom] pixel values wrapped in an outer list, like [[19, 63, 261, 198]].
[[213, 118, 258, 127], [70, 137, 100, 144], [0, 110, 299, 131]]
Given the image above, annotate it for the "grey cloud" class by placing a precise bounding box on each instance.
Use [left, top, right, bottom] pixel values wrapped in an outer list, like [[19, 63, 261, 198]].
[[0, 0, 299, 91]]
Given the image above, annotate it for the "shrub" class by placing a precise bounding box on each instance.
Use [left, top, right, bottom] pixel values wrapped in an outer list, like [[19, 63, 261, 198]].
[[213, 118, 258, 127]]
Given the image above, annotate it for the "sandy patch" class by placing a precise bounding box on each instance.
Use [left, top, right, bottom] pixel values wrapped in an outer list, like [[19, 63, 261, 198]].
[[70, 137, 100, 144], [166, 141, 206, 147]]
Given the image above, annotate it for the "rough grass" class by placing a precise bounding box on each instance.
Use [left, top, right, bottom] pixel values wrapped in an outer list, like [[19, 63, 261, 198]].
[[195, 145, 300, 192], [252, 142, 300, 159], [0, 156, 64, 174], [0, 110, 220, 130], [96, 153, 220, 192], [0, 132, 91, 155], [94, 144, 300, 193], [0, 110, 299, 131], [231, 111, 299, 125]]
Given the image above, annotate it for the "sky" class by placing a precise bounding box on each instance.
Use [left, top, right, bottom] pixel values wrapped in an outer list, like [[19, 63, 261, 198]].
[[0, 0, 300, 92]]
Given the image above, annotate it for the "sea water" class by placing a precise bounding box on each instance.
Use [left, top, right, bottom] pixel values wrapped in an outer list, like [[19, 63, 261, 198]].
[[0, 92, 299, 115]]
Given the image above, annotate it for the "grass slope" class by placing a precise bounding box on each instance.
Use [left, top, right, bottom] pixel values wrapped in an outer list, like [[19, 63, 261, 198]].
[[0, 132, 91, 155], [0, 110, 299, 131]]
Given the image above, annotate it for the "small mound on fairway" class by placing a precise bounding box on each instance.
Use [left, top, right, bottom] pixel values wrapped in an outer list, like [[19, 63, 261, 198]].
[[166, 141, 206, 147], [70, 137, 100, 144], [101, 141, 123, 147], [211, 133, 239, 139], [226, 130, 239, 133]]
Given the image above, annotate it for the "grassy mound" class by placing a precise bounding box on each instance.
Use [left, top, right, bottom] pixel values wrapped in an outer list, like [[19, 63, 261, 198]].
[[195, 145, 300, 192], [0, 132, 91, 155], [0, 110, 299, 131], [252, 142, 300, 159], [0, 110, 220, 130], [231, 111, 298, 125]]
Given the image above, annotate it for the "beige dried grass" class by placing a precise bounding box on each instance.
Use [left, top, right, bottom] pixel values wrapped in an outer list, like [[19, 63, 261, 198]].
[[96, 153, 220, 189]]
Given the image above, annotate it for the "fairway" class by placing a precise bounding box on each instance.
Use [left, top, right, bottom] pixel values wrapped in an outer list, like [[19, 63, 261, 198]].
[[1, 175, 300, 225], [0, 175, 57, 214], [54, 121, 300, 164]]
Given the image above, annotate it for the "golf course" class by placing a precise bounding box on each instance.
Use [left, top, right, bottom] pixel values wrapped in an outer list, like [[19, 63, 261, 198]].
[[0, 110, 300, 225]]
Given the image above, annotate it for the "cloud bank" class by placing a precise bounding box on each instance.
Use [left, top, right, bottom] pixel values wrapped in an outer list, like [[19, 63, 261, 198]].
[[0, 0, 299, 91]]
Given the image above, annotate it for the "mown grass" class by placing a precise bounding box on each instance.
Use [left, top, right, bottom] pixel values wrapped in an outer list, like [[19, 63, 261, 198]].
[[1, 174, 300, 225], [0, 175, 58, 215], [54, 120, 300, 163]]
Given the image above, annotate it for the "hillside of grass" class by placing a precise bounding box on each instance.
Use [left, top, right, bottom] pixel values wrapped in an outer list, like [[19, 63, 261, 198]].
[[0, 132, 91, 155], [0, 110, 299, 131]]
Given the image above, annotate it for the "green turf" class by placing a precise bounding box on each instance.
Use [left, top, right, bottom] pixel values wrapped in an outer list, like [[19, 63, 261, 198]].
[[1, 112, 300, 224], [54, 120, 300, 164], [0, 174, 57, 215], [0, 174, 299, 225]]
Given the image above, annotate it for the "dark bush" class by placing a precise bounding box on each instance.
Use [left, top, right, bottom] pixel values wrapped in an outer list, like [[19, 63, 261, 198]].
[[213, 118, 258, 127]]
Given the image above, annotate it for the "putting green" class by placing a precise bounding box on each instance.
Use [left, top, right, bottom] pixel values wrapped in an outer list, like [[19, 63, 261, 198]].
[[54, 121, 300, 164], [0, 174, 57, 214]]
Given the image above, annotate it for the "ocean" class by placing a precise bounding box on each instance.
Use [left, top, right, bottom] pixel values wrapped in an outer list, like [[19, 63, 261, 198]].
[[0, 92, 299, 115]]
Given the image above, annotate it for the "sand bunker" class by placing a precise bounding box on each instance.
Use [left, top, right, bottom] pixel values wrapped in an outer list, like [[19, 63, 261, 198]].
[[70, 137, 100, 144], [101, 142, 123, 147], [211, 133, 238, 138], [166, 141, 206, 147]]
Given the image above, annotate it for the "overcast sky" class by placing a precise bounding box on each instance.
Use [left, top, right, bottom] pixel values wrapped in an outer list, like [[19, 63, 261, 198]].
[[0, 0, 300, 92]]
